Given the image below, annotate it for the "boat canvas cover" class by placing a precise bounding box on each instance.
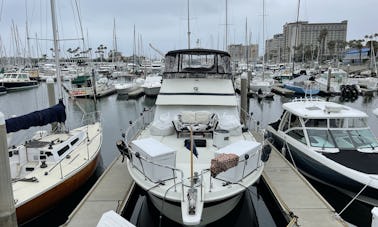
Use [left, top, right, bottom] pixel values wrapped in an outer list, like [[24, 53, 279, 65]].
[[5, 100, 66, 133]]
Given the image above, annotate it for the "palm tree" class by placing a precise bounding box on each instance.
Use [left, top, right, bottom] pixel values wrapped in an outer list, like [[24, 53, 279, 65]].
[[327, 40, 336, 61], [318, 28, 328, 62], [348, 39, 364, 63]]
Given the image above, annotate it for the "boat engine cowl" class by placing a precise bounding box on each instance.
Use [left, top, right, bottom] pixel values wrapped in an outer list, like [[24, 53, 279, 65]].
[[261, 144, 271, 162]]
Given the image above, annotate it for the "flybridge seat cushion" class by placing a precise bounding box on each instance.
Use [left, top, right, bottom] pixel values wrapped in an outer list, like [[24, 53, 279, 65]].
[[172, 111, 218, 138], [218, 114, 242, 136], [150, 112, 174, 136]]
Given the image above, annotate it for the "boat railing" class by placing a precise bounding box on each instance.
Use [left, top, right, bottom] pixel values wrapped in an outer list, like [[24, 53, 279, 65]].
[[163, 72, 232, 80], [239, 106, 263, 134], [123, 107, 155, 144], [130, 152, 185, 201], [291, 96, 323, 103]]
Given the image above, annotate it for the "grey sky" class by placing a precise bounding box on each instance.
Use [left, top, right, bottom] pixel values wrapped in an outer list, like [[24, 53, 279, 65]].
[[1, 0, 377, 59]]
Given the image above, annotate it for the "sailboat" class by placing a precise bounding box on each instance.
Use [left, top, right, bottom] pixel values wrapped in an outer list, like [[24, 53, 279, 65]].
[[5, 0, 102, 224], [249, 0, 274, 98]]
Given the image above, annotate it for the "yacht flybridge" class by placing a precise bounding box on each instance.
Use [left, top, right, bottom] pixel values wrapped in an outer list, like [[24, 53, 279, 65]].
[[117, 48, 270, 225]]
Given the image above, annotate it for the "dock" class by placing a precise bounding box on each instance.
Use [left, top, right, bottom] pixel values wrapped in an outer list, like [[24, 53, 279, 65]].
[[63, 138, 347, 227], [271, 85, 295, 96], [262, 144, 347, 226], [62, 155, 134, 227]]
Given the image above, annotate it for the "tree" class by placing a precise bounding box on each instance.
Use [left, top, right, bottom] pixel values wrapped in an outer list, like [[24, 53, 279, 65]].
[[318, 28, 328, 62], [327, 40, 336, 61], [348, 39, 364, 63]]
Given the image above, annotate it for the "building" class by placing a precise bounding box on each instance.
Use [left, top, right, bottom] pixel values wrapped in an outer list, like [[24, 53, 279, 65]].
[[228, 44, 259, 63], [265, 34, 285, 64], [266, 20, 348, 63]]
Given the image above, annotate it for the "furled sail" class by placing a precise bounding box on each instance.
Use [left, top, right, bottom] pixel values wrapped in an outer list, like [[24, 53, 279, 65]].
[[5, 100, 66, 133]]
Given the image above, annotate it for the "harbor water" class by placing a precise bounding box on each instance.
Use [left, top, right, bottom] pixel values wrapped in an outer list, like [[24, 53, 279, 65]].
[[1, 83, 377, 226]]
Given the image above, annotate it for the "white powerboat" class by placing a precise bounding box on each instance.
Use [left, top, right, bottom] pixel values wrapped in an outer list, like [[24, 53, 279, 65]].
[[0, 72, 38, 91], [141, 74, 162, 96], [116, 48, 270, 226], [266, 97, 378, 206]]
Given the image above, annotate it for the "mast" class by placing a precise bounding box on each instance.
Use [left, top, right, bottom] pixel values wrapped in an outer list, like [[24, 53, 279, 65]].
[[225, 0, 228, 51], [187, 0, 191, 49], [50, 0, 63, 100], [292, 0, 301, 75], [262, 0, 265, 79]]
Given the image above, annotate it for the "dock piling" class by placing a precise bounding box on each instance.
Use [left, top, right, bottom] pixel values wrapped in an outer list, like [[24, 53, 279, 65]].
[[0, 112, 17, 227]]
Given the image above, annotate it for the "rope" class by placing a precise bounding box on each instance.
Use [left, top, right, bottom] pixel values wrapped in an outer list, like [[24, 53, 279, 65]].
[[284, 140, 297, 169], [336, 178, 371, 217]]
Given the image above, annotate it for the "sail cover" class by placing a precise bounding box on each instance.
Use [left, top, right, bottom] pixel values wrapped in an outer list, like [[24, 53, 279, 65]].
[[5, 100, 66, 133]]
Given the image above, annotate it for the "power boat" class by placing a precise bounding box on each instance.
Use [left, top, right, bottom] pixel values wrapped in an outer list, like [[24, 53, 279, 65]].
[[69, 75, 116, 98], [141, 74, 162, 96], [0, 72, 38, 91], [283, 75, 320, 95], [116, 48, 270, 226], [266, 97, 378, 206], [6, 100, 102, 224], [114, 76, 144, 96]]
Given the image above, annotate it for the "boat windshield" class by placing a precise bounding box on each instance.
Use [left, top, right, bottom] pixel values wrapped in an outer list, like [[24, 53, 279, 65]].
[[307, 128, 378, 149]]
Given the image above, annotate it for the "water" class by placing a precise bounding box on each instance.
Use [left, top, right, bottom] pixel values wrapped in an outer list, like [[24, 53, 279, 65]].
[[1, 83, 377, 226]]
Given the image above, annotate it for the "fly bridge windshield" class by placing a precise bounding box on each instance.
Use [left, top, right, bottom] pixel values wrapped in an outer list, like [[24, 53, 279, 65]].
[[164, 49, 232, 78]]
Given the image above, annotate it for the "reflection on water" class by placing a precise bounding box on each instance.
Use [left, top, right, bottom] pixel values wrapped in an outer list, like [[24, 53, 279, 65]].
[[122, 183, 282, 227]]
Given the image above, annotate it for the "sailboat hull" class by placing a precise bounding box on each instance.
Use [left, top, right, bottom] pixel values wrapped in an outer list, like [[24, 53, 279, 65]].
[[16, 154, 100, 224]]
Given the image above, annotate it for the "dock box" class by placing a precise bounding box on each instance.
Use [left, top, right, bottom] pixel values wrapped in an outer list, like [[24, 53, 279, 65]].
[[130, 138, 176, 183], [214, 140, 261, 182]]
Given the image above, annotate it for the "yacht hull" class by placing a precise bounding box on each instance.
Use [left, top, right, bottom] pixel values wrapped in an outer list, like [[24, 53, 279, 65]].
[[149, 192, 243, 225], [267, 126, 378, 206]]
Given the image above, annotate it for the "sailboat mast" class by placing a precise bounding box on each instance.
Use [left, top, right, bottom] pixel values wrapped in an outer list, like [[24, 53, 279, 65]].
[[187, 0, 191, 49], [292, 0, 301, 75], [50, 0, 63, 100], [225, 0, 228, 51], [262, 0, 265, 79]]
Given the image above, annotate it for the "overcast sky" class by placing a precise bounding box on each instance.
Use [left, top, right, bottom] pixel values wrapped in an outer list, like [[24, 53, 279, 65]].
[[1, 0, 377, 59]]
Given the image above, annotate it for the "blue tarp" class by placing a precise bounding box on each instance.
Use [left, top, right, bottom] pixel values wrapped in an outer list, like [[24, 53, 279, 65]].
[[5, 100, 66, 133]]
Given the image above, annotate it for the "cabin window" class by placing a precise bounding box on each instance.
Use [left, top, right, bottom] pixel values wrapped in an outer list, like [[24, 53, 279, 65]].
[[329, 119, 346, 128], [304, 119, 327, 128], [306, 129, 336, 148], [331, 130, 355, 149], [58, 145, 70, 156], [349, 129, 378, 149], [181, 54, 215, 71], [70, 138, 79, 146], [287, 129, 306, 144], [347, 118, 367, 128]]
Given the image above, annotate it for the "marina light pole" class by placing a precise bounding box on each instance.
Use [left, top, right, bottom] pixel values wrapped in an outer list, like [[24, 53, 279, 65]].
[[0, 112, 17, 226]]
